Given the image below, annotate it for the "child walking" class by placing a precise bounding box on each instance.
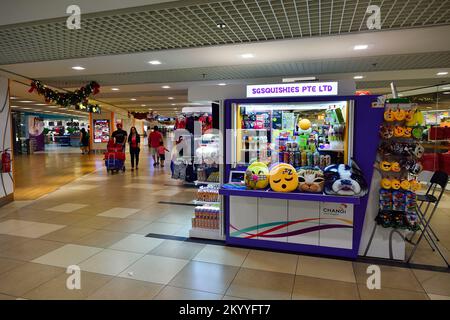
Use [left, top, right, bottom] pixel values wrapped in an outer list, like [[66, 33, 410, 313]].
[[157, 141, 169, 167]]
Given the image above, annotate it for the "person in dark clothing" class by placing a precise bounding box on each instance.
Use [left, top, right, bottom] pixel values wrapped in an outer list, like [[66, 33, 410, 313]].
[[128, 126, 140, 171], [111, 123, 127, 151], [79, 128, 89, 154]]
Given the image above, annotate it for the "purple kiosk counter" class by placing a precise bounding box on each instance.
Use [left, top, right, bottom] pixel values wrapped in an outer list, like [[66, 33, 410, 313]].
[[220, 94, 384, 259]]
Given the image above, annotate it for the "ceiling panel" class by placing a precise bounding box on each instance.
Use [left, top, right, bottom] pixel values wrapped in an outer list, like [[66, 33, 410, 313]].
[[1, 0, 449, 65], [38, 51, 450, 87]]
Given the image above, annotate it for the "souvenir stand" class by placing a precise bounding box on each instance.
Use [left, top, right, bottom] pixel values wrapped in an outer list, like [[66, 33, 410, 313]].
[[219, 90, 384, 258]]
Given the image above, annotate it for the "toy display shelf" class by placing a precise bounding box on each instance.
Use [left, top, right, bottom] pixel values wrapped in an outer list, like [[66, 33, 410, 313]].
[[219, 188, 360, 205], [189, 228, 225, 240]]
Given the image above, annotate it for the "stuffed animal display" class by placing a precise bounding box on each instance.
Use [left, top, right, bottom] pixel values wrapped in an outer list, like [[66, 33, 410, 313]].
[[269, 163, 298, 192], [297, 167, 324, 193], [245, 162, 270, 190], [323, 164, 368, 196]]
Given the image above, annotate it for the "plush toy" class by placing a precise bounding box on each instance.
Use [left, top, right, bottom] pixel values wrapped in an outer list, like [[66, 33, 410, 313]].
[[297, 167, 324, 193], [384, 109, 395, 122], [405, 109, 414, 121], [391, 162, 401, 172], [393, 108, 406, 121], [400, 179, 411, 190], [195, 145, 219, 165], [412, 145, 424, 158], [380, 125, 394, 139], [245, 162, 269, 190], [412, 127, 423, 139], [409, 179, 421, 192], [380, 161, 392, 171], [409, 162, 423, 175], [403, 127, 412, 138], [391, 179, 401, 190], [381, 178, 392, 189], [323, 164, 368, 196], [269, 163, 298, 192], [393, 126, 405, 137], [298, 118, 311, 131]]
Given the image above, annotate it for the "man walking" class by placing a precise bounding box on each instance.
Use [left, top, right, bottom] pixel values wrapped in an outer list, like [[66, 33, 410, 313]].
[[111, 123, 127, 152], [148, 126, 163, 166]]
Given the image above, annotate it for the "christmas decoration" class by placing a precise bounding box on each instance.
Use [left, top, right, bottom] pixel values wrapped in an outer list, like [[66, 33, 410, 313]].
[[28, 80, 101, 113]]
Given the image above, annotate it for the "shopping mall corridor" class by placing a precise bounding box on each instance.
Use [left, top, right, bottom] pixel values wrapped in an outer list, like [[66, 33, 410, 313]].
[[1, 147, 450, 300]]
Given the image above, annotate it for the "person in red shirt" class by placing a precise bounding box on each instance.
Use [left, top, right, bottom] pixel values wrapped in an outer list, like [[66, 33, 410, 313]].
[[148, 126, 163, 166], [157, 140, 169, 168], [127, 126, 140, 171]]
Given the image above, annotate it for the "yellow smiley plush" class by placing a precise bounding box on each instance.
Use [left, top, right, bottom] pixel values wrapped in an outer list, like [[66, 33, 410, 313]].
[[400, 179, 411, 190], [410, 179, 421, 192], [245, 162, 270, 190], [269, 163, 298, 192], [380, 161, 392, 171], [393, 126, 404, 137], [394, 108, 406, 121], [391, 162, 401, 172], [405, 109, 414, 121], [381, 178, 392, 189], [403, 127, 412, 138], [384, 109, 395, 122], [391, 179, 401, 190]]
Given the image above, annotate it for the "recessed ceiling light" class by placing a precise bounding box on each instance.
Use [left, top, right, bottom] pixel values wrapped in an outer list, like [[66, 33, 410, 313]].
[[218, 83, 227, 86], [216, 22, 226, 29], [437, 71, 448, 76], [168, 97, 174, 100], [171, 103, 176, 106], [353, 44, 368, 50], [353, 75, 364, 79], [19, 100, 33, 103], [148, 60, 162, 65], [10, 96, 17, 99], [162, 85, 170, 89], [72, 66, 85, 70], [282, 77, 317, 82], [130, 98, 137, 101], [111, 88, 120, 91], [141, 104, 146, 107], [241, 53, 254, 59]]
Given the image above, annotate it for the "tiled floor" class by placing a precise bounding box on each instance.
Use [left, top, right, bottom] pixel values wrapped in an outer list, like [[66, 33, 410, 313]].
[[0, 150, 449, 300]]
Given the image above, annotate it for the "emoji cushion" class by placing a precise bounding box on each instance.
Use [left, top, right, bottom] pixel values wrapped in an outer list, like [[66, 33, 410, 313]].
[[412, 127, 423, 139], [409, 180, 421, 192], [391, 179, 401, 190], [391, 162, 401, 172], [393, 126, 405, 137], [269, 163, 298, 192], [384, 109, 395, 122], [405, 109, 414, 121], [400, 179, 411, 190], [381, 178, 392, 189], [245, 162, 269, 190], [394, 109, 406, 121], [403, 127, 412, 138], [380, 161, 392, 171]]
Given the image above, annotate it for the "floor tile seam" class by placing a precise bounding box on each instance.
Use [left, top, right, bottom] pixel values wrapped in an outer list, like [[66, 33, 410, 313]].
[[17, 266, 67, 299], [166, 282, 228, 296], [221, 251, 252, 299], [409, 267, 440, 295], [290, 255, 301, 299]]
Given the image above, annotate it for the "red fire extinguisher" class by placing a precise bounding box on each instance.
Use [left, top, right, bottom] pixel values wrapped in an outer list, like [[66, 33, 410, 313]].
[[1, 149, 11, 173]]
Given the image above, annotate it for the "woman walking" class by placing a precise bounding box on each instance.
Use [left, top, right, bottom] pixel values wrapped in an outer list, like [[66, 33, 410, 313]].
[[79, 128, 89, 154], [128, 126, 141, 171]]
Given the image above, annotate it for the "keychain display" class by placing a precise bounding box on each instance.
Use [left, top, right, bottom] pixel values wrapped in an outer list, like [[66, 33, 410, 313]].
[[376, 100, 423, 231]]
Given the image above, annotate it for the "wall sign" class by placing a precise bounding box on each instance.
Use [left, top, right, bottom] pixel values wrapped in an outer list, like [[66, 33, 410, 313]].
[[246, 82, 338, 98]]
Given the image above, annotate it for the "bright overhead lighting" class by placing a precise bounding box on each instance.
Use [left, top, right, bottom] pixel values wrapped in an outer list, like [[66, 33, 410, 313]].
[[241, 53, 254, 59], [43, 111, 51, 113], [353, 44, 368, 50], [168, 97, 174, 100], [162, 85, 170, 89], [35, 103, 47, 106], [441, 86, 450, 90], [22, 107, 32, 110], [130, 98, 137, 101], [216, 22, 226, 29], [437, 71, 448, 76], [171, 103, 176, 106], [19, 100, 33, 103], [148, 60, 162, 65], [72, 66, 85, 70], [10, 96, 17, 99], [282, 77, 316, 83], [353, 75, 364, 79], [10, 105, 18, 108], [218, 83, 227, 86], [443, 92, 450, 95], [111, 88, 120, 91], [141, 104, 146, 107]]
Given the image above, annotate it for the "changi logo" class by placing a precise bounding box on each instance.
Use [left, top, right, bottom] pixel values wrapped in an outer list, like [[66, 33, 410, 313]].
[[323, 204, 348, 216]]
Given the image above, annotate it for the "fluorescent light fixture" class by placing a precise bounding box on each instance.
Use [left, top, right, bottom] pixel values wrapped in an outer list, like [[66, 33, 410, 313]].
[[10, 105, 18, 108], [241, 53, 254, 59], [148, 60, 162, 65], [72, 66, 85, 70], [168, 97, 174, 100], [141, 104, 146, 107], [10, 96, 17, 99], [218, 83, 227, 86], [162, 85, 170, 89], [111, 88, 120, 91], [19, 100, 33, 103], [443, 92, 450, 95], [130, 98, 137, 101], [437, 71, 448, 76], [282, 77, 317, 83], [22, 107, 32, 110], [353, 44, 368, 50], [441, 86, 450, 90], [43, 111, 51, 113], [171, 103, 176, 106], [353, 75, 364, 79], [35, 103, 47, 106]]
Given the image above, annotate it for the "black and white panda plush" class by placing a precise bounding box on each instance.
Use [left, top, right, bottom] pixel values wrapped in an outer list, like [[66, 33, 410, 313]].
[[323, 164, 368, 196]]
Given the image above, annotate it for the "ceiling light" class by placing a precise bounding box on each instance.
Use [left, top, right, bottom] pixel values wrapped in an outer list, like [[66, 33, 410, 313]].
[[353, 44, 368, 50], [443, 92, 450, 95], [282, 77, 317, 83], [111, 88, 120, 91], [72, 66, 85, 70], [168, 97, 174, 100], [162, 85, 170, 89], [141, 104, 146, 107], [10, 96, 17, 99], [10, 105, 18, 108], [241, 53, 254, 59], [173, 108, 177, 110], [437, 71, 448, 76], [35, 103, 47, 106], [218, 83, 227, 86], [171, 103, 176, 106], [130, 98, 137, 101], [216, 22, 226, 29], [22, 107, 32, 110], [441, 86, 450, 90], [426, 107, 433, 109], [19, 100, 33, 103], [353, 75, 364, 79], [148, 60, 162, 65]]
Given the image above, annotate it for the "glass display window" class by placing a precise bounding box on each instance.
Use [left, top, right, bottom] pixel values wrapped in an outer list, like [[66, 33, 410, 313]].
[[231, 101, 353, 168]]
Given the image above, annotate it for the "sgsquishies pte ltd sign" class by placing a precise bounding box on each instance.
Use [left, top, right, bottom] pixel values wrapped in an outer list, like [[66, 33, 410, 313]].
[[246, 82, 338, 98]]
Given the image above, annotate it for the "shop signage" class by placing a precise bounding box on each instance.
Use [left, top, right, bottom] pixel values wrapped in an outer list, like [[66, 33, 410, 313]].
[[246, 82, 338, 98]]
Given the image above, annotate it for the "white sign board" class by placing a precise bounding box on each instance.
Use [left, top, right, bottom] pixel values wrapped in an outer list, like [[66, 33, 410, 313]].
[[246, 82, 338, 98]]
